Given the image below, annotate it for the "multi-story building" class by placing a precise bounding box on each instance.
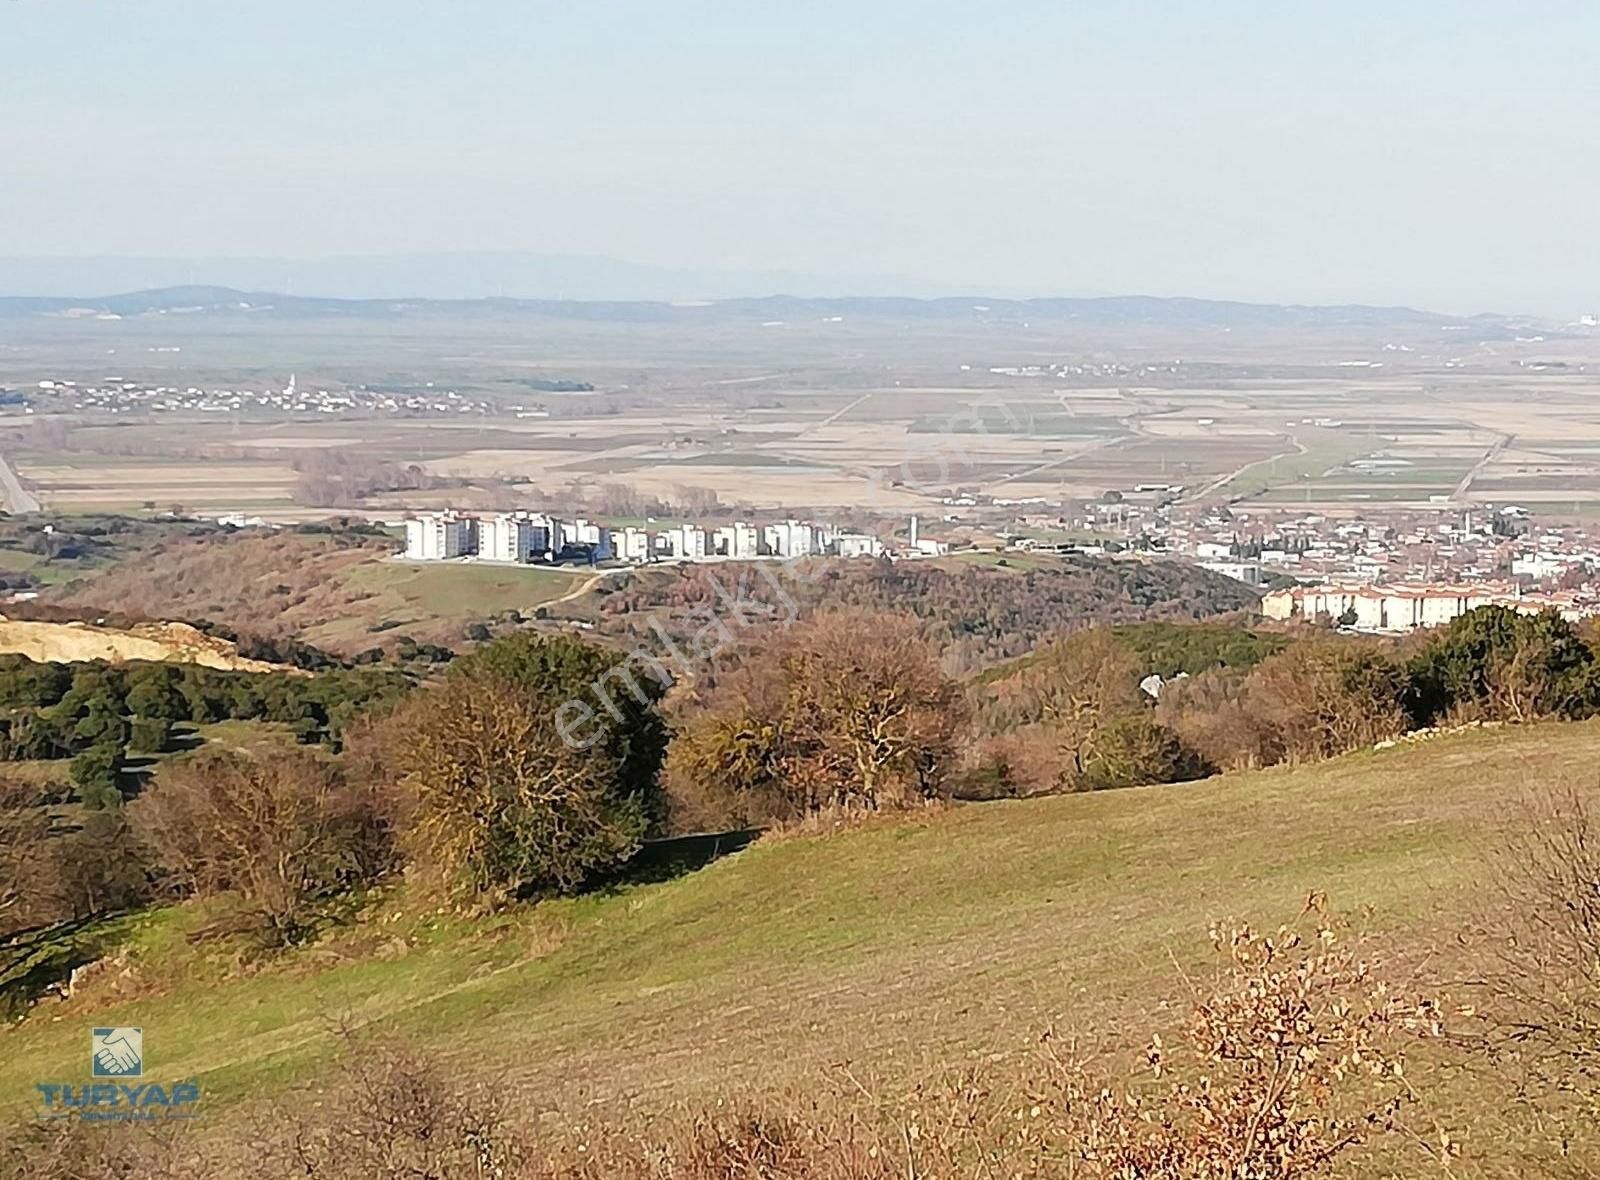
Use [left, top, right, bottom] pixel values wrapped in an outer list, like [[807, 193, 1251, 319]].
[[835, 532, 884, 559], [673, 524, 710, 560], [1261, 582, 1600, 632], [714, 521, 761, 559], [1200, 559, 1263, 586], [618, 527, 652, 563], [567, 520, 613, 561], [404, 512, 474, 560], [478, 513, 539, 563], [525, 513, 557, 556], [763, 519, 818, 558]]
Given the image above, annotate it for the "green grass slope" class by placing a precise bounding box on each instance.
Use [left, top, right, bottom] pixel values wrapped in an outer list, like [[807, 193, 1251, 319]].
[[3, 721, 1593, 1160]]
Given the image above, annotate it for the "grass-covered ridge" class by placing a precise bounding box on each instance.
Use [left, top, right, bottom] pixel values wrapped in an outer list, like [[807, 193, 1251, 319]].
[[3, 718, 1592, 1166]]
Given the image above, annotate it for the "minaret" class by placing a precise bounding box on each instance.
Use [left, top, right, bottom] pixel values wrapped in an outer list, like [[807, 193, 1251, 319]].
[[909, 514, 919, 549]]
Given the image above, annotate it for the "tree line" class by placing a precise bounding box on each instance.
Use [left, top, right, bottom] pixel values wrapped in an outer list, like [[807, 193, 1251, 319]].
[[0, 656, 408, 807], [968, 605, 1600, 796]]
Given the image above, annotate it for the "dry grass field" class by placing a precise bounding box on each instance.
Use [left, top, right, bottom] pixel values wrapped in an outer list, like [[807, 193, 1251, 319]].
[[46, 530, 593, 652]]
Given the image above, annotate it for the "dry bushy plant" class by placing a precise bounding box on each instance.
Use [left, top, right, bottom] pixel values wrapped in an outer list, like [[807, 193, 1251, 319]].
[[982, 629, 1145, 784], [384, 672, 649, 905], [1154, 666, 1279, 772], [1244, 642, 1408, 762], [0, 1118, 203, 1180], [1466, 782, 1600, 1173], [252, 1041, 526, 1180], [128, 749, 390, 947], [0, 777, 53, 935], [2, 778, 149, 944], [664, 611, 964, 825], [1018, 910, 1453, 1178]]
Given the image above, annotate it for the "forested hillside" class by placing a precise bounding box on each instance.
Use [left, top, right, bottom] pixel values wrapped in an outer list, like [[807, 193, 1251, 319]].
[[591, 554, 1260, 673]]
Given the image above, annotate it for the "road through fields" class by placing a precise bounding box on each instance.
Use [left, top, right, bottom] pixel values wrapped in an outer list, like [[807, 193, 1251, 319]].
[[0, 452, 40, 514]]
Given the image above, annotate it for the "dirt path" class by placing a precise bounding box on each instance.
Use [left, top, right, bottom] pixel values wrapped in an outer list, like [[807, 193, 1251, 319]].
[[1453, 430, 1512, 501], [0, 452, 40, 514], [1186, 435, 1305, 503], [809, 391, 873, 431], [548, 566, 626, 607]]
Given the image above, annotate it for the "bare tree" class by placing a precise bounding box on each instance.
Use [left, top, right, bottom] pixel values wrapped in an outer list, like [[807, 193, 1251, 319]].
[[664, 611, 964, 824], [1469, 782, 1600, 1170], [129, 750, 389, 946]]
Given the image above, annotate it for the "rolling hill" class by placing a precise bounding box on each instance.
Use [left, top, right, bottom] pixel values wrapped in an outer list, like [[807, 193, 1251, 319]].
[[4, 719, 1595, 1172]]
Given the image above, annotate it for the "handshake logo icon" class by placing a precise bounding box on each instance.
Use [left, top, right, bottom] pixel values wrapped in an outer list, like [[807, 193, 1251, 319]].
[[91, 1028, 143, 1078]]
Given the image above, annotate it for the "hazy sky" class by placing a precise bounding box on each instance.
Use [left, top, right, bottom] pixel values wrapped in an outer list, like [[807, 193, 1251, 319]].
[[3, 1, 1598, 313]]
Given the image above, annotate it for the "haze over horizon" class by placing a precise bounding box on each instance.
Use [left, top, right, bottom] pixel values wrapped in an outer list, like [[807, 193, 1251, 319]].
[[4, 1, 1598, 316]]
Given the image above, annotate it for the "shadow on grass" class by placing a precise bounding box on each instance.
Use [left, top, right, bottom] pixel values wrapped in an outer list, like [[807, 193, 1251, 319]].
[[0, 913, 132, 1019], [602, 828, 763, 890]]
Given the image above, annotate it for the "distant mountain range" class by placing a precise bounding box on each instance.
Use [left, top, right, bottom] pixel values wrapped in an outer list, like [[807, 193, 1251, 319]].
[[0, 253, 1539, 328], [0, 283, 1523, 330], [0, 253, 965, 304]]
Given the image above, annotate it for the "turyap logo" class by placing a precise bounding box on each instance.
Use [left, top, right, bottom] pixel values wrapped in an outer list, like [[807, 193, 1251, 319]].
[[91, 1027, 142, 1078], [34, 1028, 202, 1122]]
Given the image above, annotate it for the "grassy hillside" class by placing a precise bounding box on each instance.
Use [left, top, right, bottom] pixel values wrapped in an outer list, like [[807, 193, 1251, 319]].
[[47, 530, 589, 653], [4, 721, 1595, 1168]]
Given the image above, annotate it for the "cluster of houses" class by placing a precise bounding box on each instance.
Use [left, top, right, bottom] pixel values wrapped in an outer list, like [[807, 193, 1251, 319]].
[[23, 374, 496, 417], [1260, 581, 1600, 632], [402, 510, 948, 566]]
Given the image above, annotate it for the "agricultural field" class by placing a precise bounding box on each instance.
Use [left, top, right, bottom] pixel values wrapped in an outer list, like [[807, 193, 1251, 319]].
[[3, 310, 1600, 524], [3, 720, 1595, 1174], [8, 454, 301, 516]]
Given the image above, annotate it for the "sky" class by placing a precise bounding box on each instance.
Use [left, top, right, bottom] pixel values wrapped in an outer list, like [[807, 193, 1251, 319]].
[[2, 0, 1597, 314]]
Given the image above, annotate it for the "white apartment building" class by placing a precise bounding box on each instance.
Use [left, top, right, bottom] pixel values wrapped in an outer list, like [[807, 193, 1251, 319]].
[[835, 532, 884, 559], [714, 521, 761, 559], [673, 524, 710, 560], [568, 520, 612, 561], [763, 520, 807, 558], [1200, 560, 1263, 586], [404, 512, 474, 560], [618, 527, 651, 563], [1261, 582, 1600, 632], [478, 513, 539, 563], [525, 513, 557, 555], [1511, 553, 1575, 581]]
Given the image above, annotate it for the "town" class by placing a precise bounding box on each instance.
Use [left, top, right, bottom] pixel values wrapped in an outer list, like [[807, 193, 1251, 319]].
[[19, 374, 502, 417], [1058, 494, 1600, 630]]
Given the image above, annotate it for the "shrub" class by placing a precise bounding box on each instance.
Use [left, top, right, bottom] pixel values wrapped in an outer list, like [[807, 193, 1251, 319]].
[[251, 1040, 525, 1180], [124, 664, 187, 722], [70, 744, 125, 808], [1155, 665, 1279, 772], [663, 611, 964, 826], [1081, 713, 1205, 789], [1409, 605, 1600, 725], [1244, 640, 1407, 761], [129, 750, 391, 946], [1469, 783, 1600, 1156], [372, 634, 663, 905], [128, 716, 172, 754]]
